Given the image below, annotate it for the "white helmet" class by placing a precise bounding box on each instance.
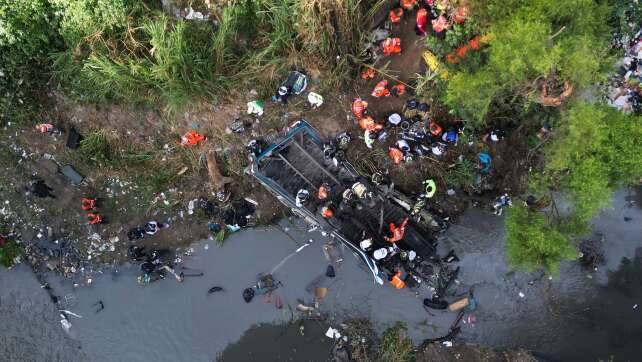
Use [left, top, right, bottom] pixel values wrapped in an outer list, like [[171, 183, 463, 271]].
[[278, 86, 288, 96], [373, 248, 388, 260], [360, 238, 373, 250]]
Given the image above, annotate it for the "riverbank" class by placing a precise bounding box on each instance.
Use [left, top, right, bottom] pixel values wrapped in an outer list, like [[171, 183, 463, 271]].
[[1, 188, 640, 361]]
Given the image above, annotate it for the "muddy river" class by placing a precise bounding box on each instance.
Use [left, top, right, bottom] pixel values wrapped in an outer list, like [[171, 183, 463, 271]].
[[1, 189, 640, 361]]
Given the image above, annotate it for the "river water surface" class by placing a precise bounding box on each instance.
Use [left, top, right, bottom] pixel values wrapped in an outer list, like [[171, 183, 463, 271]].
[[1, 189, 640, 361]]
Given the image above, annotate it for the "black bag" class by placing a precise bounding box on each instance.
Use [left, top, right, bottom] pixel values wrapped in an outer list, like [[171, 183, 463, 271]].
[[66, 127, 83, 149]]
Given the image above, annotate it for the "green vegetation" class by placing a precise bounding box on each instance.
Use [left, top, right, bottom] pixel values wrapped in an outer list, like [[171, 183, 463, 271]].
[[77, 130, 152, 168], [506, 204, 576, 274], [378, 322, 414, 362], [0, 0, 59, 124], [423, 0, 642, 273], [0, 238, 23, 268]]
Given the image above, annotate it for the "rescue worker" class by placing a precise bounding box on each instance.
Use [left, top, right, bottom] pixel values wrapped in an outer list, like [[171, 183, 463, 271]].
[[381, 38, 402, 56], [431, 142, 446, 156], [295, 189, 310, 207], [385, 217, 408, 243], [416, 8, 428, 35], [36, 123, 54, 133], [389, 8, 403, 23], [451, 6, 468, 24], [442, 127, 458, 144], [359, 116, 383, 131], [401, 0, 416, 10], [352, 98, 368, 118], [391, 84, 406, 97], [403, 99, 419, 118], [429, 120, 443, 137], [390, 270, 406, 289], [88, 213, 103, 225], [145, 221, 164, 235], [321, 203, 334, 218], [389, 146, 404, 165], [361, 68, 376, 80], [485, 129, 506, 143], [364, 129, 376, 149], [318, 183, 330, 200], [81, 198, 96, 211], [371, 80, 391, 98], [432, 14, 450, 35], [180, 130, 207, 146], [492, 194, 512, 216]]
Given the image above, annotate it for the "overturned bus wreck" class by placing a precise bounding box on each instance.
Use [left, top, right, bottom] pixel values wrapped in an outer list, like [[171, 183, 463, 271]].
[[249, 120, 454, 290]]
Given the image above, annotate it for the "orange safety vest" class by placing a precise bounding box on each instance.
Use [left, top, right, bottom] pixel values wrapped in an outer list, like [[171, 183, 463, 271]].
[[401, 0, 416, 10], [416, 8, 428, 35], [391, 271, 406, 289], [391, 84, 406, 97], [359, 116, 383, 131], [81, 198, 96, 211], [389, 147, 404, 165], [429, 121, 443, 136], [382, 38, 402, 56], [318, 185, 329, 200], [352, 98, 368, 117], [321, 206, 334, 218], [452, 6, 468, 24], [88, 213, 102, 225], [361, 68, 376, 80], [389, 8, 403, 23], [180, 130, 207, 146], [36, 123, 54, 133], [385, 217, 408, 243], [371, 80, 391, 97]]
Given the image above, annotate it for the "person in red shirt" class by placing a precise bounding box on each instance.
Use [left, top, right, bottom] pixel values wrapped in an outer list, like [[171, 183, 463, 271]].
[[416, 8, 428, 35], [372, 80, 391, 97], [385, 217, 409, 243]]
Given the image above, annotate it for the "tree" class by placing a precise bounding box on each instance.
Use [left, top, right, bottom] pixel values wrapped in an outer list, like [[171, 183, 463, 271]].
[[505, 204, 576, 274], [444, 0, 610, 125]]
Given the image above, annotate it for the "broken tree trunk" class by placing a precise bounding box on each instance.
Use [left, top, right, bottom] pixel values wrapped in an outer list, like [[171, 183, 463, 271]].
[[206, 150, 232, 192]]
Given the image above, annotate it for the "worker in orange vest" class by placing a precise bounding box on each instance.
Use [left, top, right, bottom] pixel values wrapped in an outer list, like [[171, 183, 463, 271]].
[[180, 130, 207, 146], [401, 0, 416, 10], [381, 38, 402, 56], [359, 116, 383, 131], [429, 120, 443, 136], [385, 217, 408, 243], [432, 14, 450, 34], [321, 204, 334, 218], [416, 8, 428, 35], [352, 98, 368, 118], [371, 80, 391, 97], [390, 271, 406, 289], [88, 213, 103, 225], [361, 68, 376, 80], [81, 197, 97, 211], [388, 147, 404, 165], [389, 8, 403, 23], [391, 84, 406, 97], [318, 184, 330, 200]]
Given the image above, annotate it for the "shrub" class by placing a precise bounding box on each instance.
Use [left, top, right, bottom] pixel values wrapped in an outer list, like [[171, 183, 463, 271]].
[[0, 238, 22, 268], [378, 322, 413, 362], [506, 204, 576, 274]]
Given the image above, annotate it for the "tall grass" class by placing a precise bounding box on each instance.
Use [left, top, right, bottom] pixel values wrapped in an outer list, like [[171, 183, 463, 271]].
[[52, 0, 382, 110]]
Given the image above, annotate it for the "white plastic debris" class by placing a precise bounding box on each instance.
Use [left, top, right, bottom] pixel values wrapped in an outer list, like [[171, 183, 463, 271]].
[[634, 304, 638, 309], [204, 244, 209, 250], [325, 327, 342, 339], [442, 341, 453, 347], [60, 318, 72, 332], [518, 292, 525, 298]]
